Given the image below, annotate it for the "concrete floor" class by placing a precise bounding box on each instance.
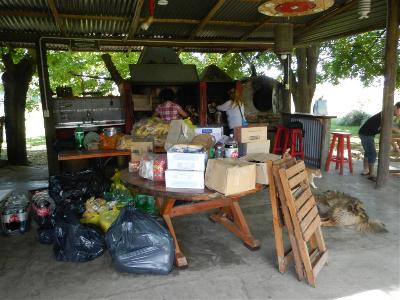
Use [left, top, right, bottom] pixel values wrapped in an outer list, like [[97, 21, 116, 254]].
[[0, 161, 399, 300]]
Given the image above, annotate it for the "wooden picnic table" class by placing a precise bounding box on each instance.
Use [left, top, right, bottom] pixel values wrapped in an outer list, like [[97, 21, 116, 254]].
[[58, 149, 131, 161], [57, 146, 166, 161], [120, 169, 264, 268]]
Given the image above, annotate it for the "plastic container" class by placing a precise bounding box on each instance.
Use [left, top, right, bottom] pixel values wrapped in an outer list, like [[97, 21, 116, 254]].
[[1, 192, 30, 235], [224, 134, 239, 158], [134, 195, 158, 215], [214, 142, 224, 158], [31, 190, 55, 228], [74, 125, 84, 150]]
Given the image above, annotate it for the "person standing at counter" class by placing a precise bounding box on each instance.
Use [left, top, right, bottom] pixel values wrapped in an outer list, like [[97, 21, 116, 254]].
[[217, 88, 246, 132], [359, 102, 400, 180], [154, 88, 188, 122]]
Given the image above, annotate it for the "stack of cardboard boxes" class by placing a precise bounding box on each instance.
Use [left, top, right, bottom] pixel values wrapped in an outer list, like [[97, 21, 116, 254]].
[[234, 125, 281, 185], [234, 125, 270, 156], [165, 147, 207, 189]]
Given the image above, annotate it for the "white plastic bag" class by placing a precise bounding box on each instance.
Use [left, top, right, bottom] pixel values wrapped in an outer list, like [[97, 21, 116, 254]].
[[313, 98, 328, 116]]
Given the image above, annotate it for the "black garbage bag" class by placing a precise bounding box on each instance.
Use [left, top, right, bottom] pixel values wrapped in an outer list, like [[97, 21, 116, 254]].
[[53, 209, 105, 262], [49, 170, 109, 214], [38, 228, 54, 244], [106, 205, 174, 274]]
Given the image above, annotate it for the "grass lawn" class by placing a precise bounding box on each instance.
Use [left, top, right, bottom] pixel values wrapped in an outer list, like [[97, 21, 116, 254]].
[[26, 136, 46, 147], [330, 119, 359, 136]]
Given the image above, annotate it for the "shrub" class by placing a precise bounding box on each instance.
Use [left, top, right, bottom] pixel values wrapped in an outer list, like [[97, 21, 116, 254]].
[[337, 110, 371, 126]]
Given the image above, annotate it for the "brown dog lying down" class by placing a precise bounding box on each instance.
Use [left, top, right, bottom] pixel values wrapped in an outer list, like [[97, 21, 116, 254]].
[[315, 190, 387, 233]]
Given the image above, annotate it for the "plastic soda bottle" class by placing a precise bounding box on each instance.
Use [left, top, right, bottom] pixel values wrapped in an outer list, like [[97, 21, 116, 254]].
[[74, 125, 84, 150], [224, 134, 238, 158], [214, 142, 224, 158]]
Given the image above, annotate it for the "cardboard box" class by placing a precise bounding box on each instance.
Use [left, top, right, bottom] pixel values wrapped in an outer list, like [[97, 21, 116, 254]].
[[130, 141, 153, 161], [234, 125, 268, 143], [167, 151, 207, 171], [164, 120, 196, 150], [239, 140, 270, 156], [165, 170, 204, 189], [205, 159, 256, 195], [239, 153, 281, 185], [132, 94, 152, 111], [194, 127, 224, 142]]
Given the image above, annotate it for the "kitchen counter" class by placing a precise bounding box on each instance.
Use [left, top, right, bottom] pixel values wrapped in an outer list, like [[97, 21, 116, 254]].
[[55, 120, 125, 129]]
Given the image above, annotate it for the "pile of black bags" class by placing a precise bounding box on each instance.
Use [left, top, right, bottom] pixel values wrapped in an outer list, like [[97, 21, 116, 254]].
[[106, 205, 174, 274], [31, 170, 174, 274], [53, 208, 106, 262]]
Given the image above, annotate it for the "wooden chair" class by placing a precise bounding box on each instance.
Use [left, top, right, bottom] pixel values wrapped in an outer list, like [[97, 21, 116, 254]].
[[267, 158, 304, 281], [278, 160, 328, 287]]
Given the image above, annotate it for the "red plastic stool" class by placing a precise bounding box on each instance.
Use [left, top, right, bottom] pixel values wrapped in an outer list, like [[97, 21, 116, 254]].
[[288, 128, 304, 160], [272, 125, 289, 154], [325, 132, 353, 175]]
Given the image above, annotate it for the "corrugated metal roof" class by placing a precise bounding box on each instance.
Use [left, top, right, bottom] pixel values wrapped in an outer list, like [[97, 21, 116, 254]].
[[0, 0, 48, 10], [142, 23, 194, 39], [199, 24, 249, 39], [148, 0, 214, 20], [56, 0, 136, 17], [64, 19, 129, 36], [214, 0, 264, 22], [0, 0, 389, 52], [295, 0, 386, 45], [0, 16, 56, 33]]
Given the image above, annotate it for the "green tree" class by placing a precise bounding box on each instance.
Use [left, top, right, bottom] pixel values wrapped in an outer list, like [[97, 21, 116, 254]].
[[47, 51, 140, 96], [320, 30, 400, 89], [0, 48, 36, 164]]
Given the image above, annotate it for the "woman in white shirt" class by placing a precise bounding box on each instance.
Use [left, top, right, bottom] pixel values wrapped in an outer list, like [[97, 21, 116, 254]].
[[217, 88, 246, 130]]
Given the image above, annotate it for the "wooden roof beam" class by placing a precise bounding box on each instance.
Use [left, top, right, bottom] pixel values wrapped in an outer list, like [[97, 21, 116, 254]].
[[47, 0, 65, 34], [0, 31, 274, 50], [189, 0, 226, 39], [224, 17, 273, 55], [0, 10, 48, 18], [0, 9, 260, 27], [126, 0, 145, 40], [295, 0, 357, 37]]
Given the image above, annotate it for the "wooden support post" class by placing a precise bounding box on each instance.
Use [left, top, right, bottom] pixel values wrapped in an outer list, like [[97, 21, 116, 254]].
[[36, 39, 59, 175], [120, 81, 133, 134], [199, 81, 207, 126], [376, 0, 399, 188], [282, 54, 291, 113]]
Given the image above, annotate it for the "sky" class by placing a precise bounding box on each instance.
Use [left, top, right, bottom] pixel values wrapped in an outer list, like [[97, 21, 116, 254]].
[[262, 67, 400, 117], [313, 78, 400, 117]]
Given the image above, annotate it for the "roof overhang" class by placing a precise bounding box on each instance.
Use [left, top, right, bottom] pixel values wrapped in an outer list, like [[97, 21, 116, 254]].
[[0, 0, 387, 52]]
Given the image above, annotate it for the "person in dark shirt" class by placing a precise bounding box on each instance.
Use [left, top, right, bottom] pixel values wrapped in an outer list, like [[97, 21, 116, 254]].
[[359, 102, 400, 179]]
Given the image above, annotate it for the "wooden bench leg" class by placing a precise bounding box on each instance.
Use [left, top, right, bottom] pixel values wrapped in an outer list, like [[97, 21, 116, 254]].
[[160, 198, 188, 268], [210, 197, 260, 250]]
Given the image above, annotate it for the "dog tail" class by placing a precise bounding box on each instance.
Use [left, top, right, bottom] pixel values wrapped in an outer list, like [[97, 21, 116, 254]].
[[356, 219, 388, 233]]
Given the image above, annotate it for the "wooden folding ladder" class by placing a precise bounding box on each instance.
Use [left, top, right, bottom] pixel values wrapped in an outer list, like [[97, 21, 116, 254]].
[[278, 160, 328, 287], [267, 157, 304, 281]]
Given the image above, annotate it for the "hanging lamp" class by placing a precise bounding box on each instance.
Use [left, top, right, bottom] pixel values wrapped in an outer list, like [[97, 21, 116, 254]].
[[258, 0, 334, 17]]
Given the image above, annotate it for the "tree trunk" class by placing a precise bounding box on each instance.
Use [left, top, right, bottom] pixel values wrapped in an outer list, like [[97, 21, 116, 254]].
[[290, 45, 319, 113], [1, 52, 36, 165]]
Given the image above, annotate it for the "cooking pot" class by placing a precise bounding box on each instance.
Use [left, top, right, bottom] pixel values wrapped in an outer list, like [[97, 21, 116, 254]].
[[103, 127, 119, 137]]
